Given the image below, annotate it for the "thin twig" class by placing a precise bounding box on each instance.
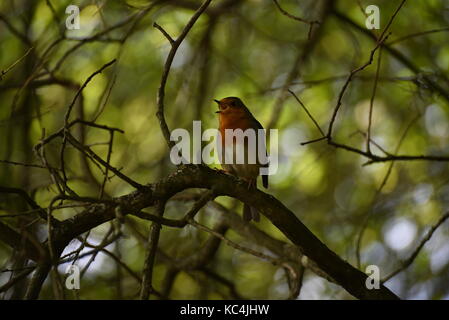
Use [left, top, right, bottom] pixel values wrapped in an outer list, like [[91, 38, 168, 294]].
[[327, 33, 391, 139], [366, 47, 383, 154], [154, 0, 213, 149], [388, 27, 449, 45], [60, 60, 117, 192], [65, 132, 143, 189], [153, 22, 175, 45], [288, 89, 325, 137], [327, 0, 406, 139], [133, 190, 216, 227], [140, 201, 166, 300], [272, 0, 320, 39], [332, 7, 449, 104], [356, 114, 420, 268], [0, 47, 34, 81], [0, 187, 47, 221], [266, 1, 329, 131], [0, 267, 36, 293], [189, 219, 298, 277], [63, 59, 117, 126], [382, 212, 449, 282], [99, 131, 114, 199], [34, 118, 124, 152], [0, 159, 59, 171]]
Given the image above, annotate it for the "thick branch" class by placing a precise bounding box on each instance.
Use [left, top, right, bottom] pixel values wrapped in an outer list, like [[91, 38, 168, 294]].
[[52, 164, 399, 300]]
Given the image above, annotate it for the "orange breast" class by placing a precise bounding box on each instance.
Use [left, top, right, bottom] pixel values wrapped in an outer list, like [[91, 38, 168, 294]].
[[219, 112, 254, 145]]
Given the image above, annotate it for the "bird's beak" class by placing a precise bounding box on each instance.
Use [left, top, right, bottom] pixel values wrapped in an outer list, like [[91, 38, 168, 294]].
[[214, 99, 221, 113]]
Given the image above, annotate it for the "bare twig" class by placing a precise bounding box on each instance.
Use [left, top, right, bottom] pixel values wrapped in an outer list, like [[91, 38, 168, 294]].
[[140, 201, 166, 300], [139, 190, 214, 299], [383, 212, 449, 282], [272, 0, 320, 39], [388, 27, 449, 45], [60, 59, 117, 191], [34, 118, 124, 152], [0, 187, 47, 221], [52, 3, 158, 73], [0, 267, 36, 293], [133, 190, 216, 227], [0, 13, 31, 45], [153, 22, 175, 45], [65, 132, 143, 189], [356, 114, 420, 268], [327, 0, 406, 139], [0, 47, 34, 81], [154, 0, 213, 148], [0, 159, 59, 171], [297, 2, 449, 166], [189, 219, 289, 268], [63, 59, 116, 126], [332, 7, 449, 104], [189, 218, 301, 295], [267, 0, 330, 131], [99, 131, 115, 199], [80, 226, 117, 277], [327, 33, 391, 139], [288, 89, 325, 137], [366, 47, 382, 154]]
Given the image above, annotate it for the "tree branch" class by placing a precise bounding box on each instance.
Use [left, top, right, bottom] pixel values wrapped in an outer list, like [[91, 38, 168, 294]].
[[383, 212, 449, 282], [154, 0, 213, 149], [47, 164, 399, 300]]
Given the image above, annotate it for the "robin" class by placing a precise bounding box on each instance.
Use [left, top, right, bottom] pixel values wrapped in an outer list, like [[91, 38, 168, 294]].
[[214, 97, 268, 222]]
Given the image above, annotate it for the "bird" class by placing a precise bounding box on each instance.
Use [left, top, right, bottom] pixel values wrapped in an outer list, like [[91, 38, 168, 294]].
[[214, 96, 268, 222]]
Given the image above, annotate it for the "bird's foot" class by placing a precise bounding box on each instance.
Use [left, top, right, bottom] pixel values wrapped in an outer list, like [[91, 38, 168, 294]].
[[244, 178, 256, 190]]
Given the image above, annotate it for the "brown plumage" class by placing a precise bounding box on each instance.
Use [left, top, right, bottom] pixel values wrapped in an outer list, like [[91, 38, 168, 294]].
[[215, 97, 268, 222]]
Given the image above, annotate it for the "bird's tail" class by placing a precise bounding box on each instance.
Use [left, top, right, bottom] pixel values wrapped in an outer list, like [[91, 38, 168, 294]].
[[243, 178, 260, 222], [243, 203, 260, 222]]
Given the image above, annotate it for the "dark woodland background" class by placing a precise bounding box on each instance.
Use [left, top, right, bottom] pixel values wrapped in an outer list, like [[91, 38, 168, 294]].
[[1, 0, 449, 300]]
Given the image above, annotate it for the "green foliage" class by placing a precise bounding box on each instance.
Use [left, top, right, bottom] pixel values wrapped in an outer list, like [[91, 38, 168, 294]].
[[1, 0, 449, 300]]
